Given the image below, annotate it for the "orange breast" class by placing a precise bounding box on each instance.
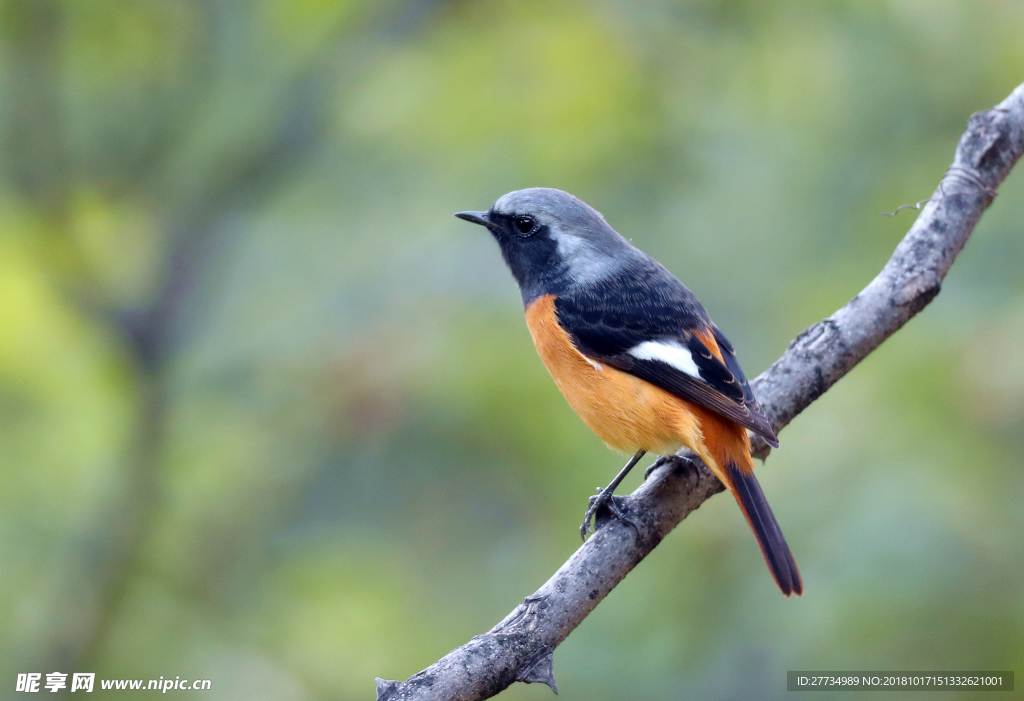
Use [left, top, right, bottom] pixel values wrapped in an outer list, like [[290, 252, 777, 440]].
[[523, 294, 753, 482]]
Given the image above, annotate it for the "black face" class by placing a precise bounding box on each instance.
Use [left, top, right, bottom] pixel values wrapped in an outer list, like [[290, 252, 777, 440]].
[[462, 209, 567, 304]]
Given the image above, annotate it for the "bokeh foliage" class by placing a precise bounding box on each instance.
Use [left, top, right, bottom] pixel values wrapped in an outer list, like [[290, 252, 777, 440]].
[[1, 0, 1022, 699]]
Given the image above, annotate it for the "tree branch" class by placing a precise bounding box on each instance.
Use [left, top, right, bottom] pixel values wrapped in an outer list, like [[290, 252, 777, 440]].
[[375, 81, 1024, 701]]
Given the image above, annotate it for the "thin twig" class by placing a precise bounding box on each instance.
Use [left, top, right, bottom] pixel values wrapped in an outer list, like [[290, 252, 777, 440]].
[[376, 81, 1024, 701]]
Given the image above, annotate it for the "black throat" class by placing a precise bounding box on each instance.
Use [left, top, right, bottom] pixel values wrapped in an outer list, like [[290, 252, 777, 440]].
[[486, 212, 571, 306]]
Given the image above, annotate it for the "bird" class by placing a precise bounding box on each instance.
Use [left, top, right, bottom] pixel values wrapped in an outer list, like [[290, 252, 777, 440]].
[[455, 187, 802, 596]]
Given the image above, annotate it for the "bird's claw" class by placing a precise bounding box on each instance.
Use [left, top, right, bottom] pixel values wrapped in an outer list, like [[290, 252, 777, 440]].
[[643, 456, 671, 480], [580, 490, 637, 541], [644, 455, 696, 481], [579, 488, 604, 540]]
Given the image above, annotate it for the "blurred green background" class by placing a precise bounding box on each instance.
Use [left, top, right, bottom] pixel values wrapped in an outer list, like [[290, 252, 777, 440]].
[[1, 0, 1022, 699]]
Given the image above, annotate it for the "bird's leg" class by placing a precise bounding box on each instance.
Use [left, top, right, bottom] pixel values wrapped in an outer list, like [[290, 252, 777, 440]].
[[580, 449, 646, 541]]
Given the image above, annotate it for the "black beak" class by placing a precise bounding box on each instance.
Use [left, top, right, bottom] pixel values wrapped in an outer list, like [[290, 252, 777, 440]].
[[454, 210, 490, 227]]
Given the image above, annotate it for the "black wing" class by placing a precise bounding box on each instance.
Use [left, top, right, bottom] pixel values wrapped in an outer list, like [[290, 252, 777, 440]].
[[554, 264, 779, 447]]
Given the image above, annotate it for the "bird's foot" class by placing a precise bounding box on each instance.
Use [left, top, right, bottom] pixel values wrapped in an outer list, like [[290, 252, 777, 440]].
[[580, 489, 638, 541], [644, 454, 698, 481], [643, 456, 672, 480]]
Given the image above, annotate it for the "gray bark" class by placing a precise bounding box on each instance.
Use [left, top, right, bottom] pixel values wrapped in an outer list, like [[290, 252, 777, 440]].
[[376, 81, 1024, 701]]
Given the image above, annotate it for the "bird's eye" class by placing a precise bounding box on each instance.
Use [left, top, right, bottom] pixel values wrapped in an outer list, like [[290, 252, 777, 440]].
[[514, 216, 536, 236]]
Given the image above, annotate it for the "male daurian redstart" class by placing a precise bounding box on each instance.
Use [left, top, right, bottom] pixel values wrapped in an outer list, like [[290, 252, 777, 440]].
[[456, 188, 802, 596]]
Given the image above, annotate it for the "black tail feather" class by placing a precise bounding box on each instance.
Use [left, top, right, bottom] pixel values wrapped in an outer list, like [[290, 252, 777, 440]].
[[726, 463, 803, 596]]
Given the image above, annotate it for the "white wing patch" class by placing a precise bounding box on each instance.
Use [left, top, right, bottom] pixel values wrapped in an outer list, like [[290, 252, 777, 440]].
[[629, 340, 702, 378]]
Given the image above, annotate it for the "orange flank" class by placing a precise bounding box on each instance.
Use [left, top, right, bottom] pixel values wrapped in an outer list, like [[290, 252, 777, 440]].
[[524, 293, 802, 596], [525, 294, 742, 481]]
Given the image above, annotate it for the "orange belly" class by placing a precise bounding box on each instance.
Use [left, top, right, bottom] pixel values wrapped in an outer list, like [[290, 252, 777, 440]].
[[524, 294, 753, 481]]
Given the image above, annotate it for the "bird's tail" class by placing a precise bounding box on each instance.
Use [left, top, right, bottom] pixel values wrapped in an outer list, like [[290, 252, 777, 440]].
[[726, 462, 803, 597]]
